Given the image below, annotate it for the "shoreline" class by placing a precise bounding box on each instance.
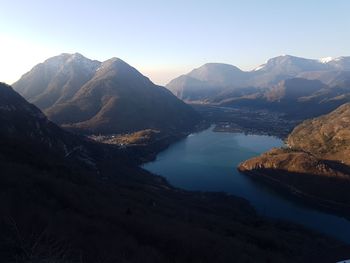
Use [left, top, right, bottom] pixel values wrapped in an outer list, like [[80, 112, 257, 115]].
[[238, 168, 350, 220], [128, 121, 211, 165], [139, 125, 349, 215], [140, 126, 350, 247], [139, 125, 350, 221]]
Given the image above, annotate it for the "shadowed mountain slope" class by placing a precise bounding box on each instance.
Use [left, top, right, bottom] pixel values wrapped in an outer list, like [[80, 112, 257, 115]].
[[13, 54, 200, 134]]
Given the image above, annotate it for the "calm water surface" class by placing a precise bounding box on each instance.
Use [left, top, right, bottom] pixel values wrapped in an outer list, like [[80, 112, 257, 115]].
[[143, 127, 350, 243]]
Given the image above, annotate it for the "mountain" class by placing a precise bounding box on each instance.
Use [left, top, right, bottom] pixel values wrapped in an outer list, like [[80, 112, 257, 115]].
[[297, 70, 350, 87], [13, 53, 200, 134], [0, 81, 84, 156], [253, 55, 350, 87], [238, 103, 350, 212], [263, 78, 327, 102], [0, 82, 126, 177], [327, 56, 350, 71], [13, 53, 100, 110], [254, 55, 329, 74], [166, 63, 248, 101], [249, 55, 330, 87], [186, 63, 247, 85], [2, 82, 344, 262], [167, 55, 350, 103], [213, 78, 350, 119]]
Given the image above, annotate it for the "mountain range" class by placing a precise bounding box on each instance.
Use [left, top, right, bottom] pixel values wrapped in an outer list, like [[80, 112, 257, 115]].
[[2, 82, 345, 261], [167, 55, 350, 119], [3, 51, 350, 261], [13, 53, 200, 134]]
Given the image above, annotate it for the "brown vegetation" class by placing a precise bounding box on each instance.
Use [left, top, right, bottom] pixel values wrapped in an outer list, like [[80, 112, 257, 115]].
[[239, 103, 350, 210], [1, 83, 347, 262]]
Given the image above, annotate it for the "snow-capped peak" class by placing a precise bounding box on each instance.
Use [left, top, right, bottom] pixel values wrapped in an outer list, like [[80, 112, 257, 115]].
[[319, 57, 334, 63], [65, 53, 101, 72]]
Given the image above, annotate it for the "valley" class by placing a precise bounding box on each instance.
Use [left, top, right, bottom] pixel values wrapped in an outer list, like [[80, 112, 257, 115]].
[[3, 2, 350, 262], [192, 104, 300, 138], [3, 53, 350, 262], [2, 82, 347, 262]]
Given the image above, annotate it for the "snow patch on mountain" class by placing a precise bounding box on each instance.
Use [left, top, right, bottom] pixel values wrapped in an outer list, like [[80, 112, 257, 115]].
[[254, 64, 266, 71], [66, 53, 101, 72], [319, 57, 334, 63], [333, 56, 345, 62]]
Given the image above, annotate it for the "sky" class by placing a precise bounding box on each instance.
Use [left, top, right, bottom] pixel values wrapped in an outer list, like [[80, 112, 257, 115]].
[[1, 0, 350, 85]]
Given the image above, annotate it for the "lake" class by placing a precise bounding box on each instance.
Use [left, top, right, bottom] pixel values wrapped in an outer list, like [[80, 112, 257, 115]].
[[143, 127, 350, 243]]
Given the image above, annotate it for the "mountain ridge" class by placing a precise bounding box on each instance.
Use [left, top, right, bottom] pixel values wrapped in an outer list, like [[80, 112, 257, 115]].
[[166, 54, 350, 103], [13, 53, 201, 134]]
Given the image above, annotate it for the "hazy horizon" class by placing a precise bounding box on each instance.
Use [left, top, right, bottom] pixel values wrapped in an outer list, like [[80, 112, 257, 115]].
[[1, 0, 350, 85]]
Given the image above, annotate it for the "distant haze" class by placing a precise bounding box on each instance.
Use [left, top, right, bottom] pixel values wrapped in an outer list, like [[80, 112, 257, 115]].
[[1, 0, 350, 85]]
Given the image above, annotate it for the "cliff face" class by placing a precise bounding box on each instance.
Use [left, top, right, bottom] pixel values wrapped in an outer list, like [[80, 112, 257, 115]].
[[238, 103, 350, 208]]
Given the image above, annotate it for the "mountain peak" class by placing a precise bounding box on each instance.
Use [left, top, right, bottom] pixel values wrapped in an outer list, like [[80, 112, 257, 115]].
[[41, 52, 100, 71], [57, 52, 85, 58], [190, 62, 241, 74], [13, 54, 200, 134], [201, 62, 241, 68], [101, 57, 129, 68], [186, 62, 245, 85], [267, 54, 304, 62], [253, 55, 305, 72], [254, 54, 330, 76], [94, 57, 145, 81]]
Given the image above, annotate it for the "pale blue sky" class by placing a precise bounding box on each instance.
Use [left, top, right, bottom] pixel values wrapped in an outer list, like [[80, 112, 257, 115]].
[[1, 0, 350, 84]]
